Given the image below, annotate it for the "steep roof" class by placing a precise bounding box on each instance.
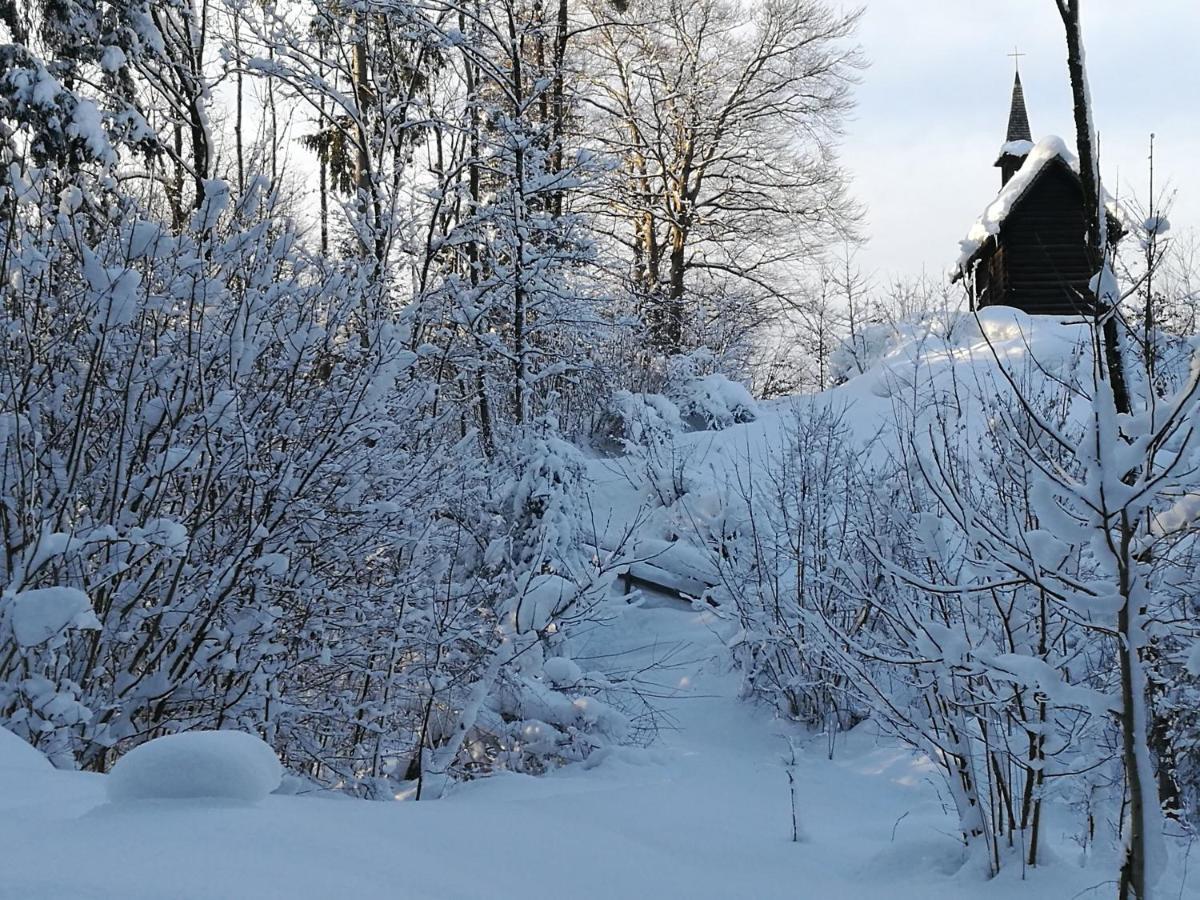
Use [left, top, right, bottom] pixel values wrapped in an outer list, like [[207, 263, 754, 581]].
[[994, 73, 1034, 171], [1004, 72, 1032, 144]]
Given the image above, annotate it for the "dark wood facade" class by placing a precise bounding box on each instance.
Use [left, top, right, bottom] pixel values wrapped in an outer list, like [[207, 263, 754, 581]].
[[969, 159, 1097, 316]]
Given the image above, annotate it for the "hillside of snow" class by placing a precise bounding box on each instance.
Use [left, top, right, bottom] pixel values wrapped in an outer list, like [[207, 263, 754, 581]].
[[3, 307, 1197, 900], [586, 306, 1098, 558]]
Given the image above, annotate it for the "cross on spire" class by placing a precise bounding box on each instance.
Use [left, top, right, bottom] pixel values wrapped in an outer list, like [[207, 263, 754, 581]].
[[1008, 46, 1026, 73]]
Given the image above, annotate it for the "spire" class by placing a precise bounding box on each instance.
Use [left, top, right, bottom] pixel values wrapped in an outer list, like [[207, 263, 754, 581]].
[[1005, 71, 1032, 143], [995, 69, 1033, 186]]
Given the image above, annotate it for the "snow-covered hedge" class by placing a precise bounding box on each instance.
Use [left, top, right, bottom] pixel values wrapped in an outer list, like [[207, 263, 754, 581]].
[[0, 167, 636, 797], [593, 356, 758, 453]]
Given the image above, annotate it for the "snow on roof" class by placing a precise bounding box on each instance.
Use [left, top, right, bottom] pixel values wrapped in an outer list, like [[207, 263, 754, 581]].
[[955, 135, 1132, 277], [997, 139, 1034, 158], [956, 135, 1075, 273]]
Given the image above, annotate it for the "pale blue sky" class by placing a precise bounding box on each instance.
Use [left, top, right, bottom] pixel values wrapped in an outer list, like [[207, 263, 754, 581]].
[[840, 0, 1200, 283]]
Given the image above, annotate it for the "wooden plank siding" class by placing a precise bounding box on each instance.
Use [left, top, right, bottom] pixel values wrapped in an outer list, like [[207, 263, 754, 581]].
[[969, 159, 1112, 318], [997, 162, 1094, 315]]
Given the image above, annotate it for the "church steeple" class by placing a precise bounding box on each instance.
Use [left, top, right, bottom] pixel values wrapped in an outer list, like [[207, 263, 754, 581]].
[[995, 69, 1033, 185], [1004, 71, 1032, 143]]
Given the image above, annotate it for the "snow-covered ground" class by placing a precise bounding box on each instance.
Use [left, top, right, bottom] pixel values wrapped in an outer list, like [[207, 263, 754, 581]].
[[3, 598, 1187, 899]]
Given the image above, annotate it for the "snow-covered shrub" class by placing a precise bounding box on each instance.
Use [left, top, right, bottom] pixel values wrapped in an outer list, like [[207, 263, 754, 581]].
[[664, 349, 757, 430], [0, 166, 448, 782], [829, 320, 900, 383], [829, 310, 975, 385], [410, 423, 630, 789], [0, 0, 653, 804], [700, 404, 870, 730], [707, 303, 1200, 876], [106, 730, 283, 803], [0, 587, 101, 766], [671, 374, 758, 430], [484, 425, 628, 772], [592, 391, 683, 454]]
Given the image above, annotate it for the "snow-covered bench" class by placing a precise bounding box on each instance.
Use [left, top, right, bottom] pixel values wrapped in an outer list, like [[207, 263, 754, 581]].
[[619, 561, 717, 605]]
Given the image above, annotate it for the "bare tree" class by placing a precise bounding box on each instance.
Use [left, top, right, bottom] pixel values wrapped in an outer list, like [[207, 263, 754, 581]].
[[584, 0, 862, 353]]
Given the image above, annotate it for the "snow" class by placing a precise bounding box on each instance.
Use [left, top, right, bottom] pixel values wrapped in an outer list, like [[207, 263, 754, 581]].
[[0, 727, 53, 772], [672, 372, 758, 429], [5, 603, 1182, 900], [125, 220, 168, 260], [99, 46, 127, 73], [514, 573, 576, 633], [6, 586, 99, 647], [68, 98, 116, 166], [106, 731, 283, 804], [542, 656, 583, 686], [1144, 213, 1171, 236], [997, 138, 1033, 157]]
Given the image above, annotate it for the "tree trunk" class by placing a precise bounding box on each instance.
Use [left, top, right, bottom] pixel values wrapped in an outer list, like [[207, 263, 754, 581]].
[[549, 0, 569, 217], [1056, 11, 1154, 898], [663, 222, 686, 352], [1057, 0, 1130, 415], [1117, 599, 1148, 900]]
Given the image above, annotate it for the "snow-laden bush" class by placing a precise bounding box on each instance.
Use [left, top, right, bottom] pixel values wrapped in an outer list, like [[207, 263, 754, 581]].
[[0, 0, 648, 801], [665, 349, 757, 430], [671, 374, 758, 430], [592, 391, 683, 453], [0, 166, 518, 792], [829, 321, 902, 383], [699, 405, 869, 729], [711, 310, 1200, 877], [107, 730, 283, 803], [396, 424, 634, 792], [1, 172, 400, 766], [476, 425, 628, 775], [0, 587, 101, 767]]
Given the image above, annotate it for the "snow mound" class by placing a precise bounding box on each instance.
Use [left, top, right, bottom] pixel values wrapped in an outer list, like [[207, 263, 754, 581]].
[[594, 390, 683, 451], [542, 656, 583, 687], [0, 726, 53, 772], [107, 730, 282, 803], [966, 305, 1042, 343], [514, 573, 576, 633]]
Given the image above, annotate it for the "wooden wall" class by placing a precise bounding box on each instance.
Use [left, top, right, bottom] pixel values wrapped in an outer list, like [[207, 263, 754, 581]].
[[973, 160, 1099, 317]]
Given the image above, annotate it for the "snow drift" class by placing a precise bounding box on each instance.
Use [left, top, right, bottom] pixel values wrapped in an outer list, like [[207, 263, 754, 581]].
[[106, 730, 283, 803]]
